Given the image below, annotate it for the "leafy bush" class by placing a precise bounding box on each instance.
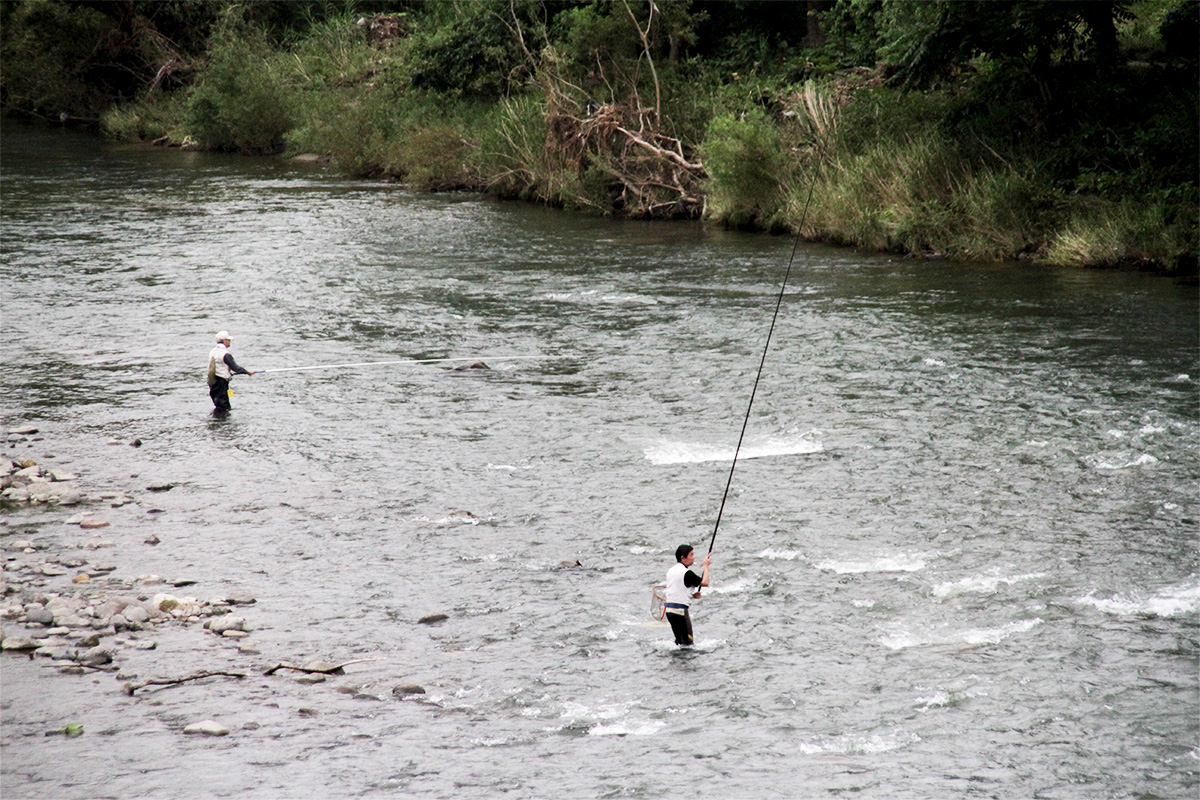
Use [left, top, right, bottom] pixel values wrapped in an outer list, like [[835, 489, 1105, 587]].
[[184, 11, 293, 154], [702, 108, 786, 228]]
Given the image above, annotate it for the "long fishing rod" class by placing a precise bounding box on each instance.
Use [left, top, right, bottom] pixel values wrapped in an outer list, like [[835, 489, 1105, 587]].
[[706, 174, 820, 557], [257, 354, 570, 374]]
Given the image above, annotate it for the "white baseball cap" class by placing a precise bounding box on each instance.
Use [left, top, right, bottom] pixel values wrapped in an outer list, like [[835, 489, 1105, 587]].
[[216, 331, 231, 342]]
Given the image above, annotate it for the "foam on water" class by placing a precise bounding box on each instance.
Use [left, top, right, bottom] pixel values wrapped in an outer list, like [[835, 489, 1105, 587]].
[[880, 618, 1043, 650], [797, 729, 921, 755], [756, 548, 804, 560], [643, 431, 823, 465], [552, 699, 666, 736], [1082, 450, 1160, 470], [815, 553, 928, 574], [1076, 579, 1200, 618], [932, 570, 1046, 598]]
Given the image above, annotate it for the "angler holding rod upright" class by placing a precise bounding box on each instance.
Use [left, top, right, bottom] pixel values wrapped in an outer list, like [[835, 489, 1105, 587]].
[[653, 157, 819, 648]]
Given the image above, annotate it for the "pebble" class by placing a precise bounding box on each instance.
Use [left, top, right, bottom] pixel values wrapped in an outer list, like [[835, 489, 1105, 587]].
[[79, 519, 110, 530], [297, 674, 326, 684]]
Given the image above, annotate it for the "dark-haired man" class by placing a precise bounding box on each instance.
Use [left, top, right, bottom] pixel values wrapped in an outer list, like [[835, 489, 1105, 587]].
[[663, 544, 711, 647]]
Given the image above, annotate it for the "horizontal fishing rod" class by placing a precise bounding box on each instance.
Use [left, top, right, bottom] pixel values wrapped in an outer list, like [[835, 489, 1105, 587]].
[[257, 354, 572, 375]]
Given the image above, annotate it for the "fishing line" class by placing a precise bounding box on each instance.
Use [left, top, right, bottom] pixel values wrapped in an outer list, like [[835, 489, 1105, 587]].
[[257, 354, 572, 374], [706, 170, 820, 556]]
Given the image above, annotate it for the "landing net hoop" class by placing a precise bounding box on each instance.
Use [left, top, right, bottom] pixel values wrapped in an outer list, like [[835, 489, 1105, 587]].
[[650, 584, 666, 620]]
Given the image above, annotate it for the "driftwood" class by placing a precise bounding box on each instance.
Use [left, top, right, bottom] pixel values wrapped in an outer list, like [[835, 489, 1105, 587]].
[[122, 670, 246, 696], [263, 658, 382, 676]]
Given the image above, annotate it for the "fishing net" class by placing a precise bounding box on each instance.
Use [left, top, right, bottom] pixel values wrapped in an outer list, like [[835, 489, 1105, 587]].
[[650, 584, 666, 620]]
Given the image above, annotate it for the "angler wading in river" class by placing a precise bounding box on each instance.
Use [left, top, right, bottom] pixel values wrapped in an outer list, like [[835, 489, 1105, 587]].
[[663, 544, 711, 647], [207, 330, 255, 412]]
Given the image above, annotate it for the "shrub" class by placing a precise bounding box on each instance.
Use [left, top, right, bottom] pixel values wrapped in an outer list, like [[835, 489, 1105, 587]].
[[184, 12, 293, 154], [702, 108, 786, 228]]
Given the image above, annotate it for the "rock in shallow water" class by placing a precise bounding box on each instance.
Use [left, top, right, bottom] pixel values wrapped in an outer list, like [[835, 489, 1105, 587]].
[[183, 720, 230, 736]]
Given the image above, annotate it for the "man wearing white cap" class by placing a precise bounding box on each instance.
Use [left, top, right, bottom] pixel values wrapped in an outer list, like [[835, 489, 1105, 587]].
[[207, 331, 255, 412]]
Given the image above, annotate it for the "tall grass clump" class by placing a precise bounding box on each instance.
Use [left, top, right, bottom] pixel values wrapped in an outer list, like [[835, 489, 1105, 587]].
[[184, 11, 293, 154], [100, 92, 188, 143], [1045, 196, 1199, 271], [484, 93, 591, 207]]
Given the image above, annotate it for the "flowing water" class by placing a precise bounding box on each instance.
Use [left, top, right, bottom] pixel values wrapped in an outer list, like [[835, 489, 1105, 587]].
[[1, 123, 1197, 799]]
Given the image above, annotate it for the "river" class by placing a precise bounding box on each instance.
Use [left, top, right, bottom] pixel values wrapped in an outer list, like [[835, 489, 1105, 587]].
[[1, 122, 1197, 799]]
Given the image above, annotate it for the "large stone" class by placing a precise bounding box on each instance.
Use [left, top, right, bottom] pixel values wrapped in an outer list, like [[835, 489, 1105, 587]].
[[206, 615, 246, 634], [183, 720, 230, 736], [24, 605, 54, 625], [80, 645, 114, 665], [2, 636, 39, 651]]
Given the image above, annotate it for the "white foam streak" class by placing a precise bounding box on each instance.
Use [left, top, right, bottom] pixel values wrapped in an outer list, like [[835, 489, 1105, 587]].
[[1076, 580, 1200, 618], [1083, 451, 1159, 470], [933, 571, 1046, 598], [816, 554, 927, 574], [756, 549, 803, 560], [880, 618, 1043, 650], [644, 432, 822, 465], [798, 729, 920, 755]]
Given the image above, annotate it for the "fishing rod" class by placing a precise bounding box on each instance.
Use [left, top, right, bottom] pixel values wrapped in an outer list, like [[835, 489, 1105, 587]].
[[256, 354, 572, 374], [706, 171, 820, 557]]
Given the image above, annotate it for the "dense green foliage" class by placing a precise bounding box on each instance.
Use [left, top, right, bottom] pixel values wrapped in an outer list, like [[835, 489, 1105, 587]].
[[2, 0, 1196, 271]]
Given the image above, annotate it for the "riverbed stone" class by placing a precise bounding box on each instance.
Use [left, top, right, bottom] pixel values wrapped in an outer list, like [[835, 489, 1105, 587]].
[[24, 605, 54, 625], [80, 645, 114, 665], [393, 683, 426, 696], [206, 615, 246, 634], [79, 519, 110, 530], [124, 606, 149, 624], [183, 720, 230, 736], [1, 636, 39, 651]]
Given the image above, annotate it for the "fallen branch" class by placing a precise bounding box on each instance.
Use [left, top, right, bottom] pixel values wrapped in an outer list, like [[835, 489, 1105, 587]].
[[263, 658, 383, 676], [614, 126, 703, 171], [122, 670, 246, 696]]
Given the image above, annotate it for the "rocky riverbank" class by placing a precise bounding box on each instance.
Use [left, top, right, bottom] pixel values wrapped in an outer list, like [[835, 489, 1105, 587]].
[[1, 425, 429, 738], [1, 429, 260, 685]]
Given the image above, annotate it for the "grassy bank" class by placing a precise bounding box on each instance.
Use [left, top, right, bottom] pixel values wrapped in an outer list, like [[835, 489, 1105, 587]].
[[4, 1, 1196, 272]]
